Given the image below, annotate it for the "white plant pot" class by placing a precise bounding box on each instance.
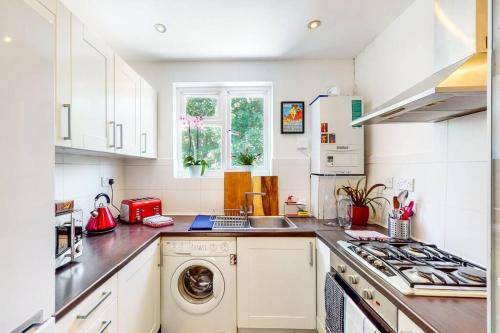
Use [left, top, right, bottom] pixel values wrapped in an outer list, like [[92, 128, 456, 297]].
[[188, 165, 203, 177], [241, 165, 253, 172]]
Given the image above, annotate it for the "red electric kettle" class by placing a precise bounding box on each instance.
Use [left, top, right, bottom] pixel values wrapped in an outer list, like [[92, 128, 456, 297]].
[[85, 193, 117, 234]]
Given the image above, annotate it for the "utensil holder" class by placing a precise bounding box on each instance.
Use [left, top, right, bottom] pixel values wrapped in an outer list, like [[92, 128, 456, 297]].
[[388, 217, 411, 240]]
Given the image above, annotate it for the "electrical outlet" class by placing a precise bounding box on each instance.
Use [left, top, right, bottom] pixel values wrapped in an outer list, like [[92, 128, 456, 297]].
[[395, 177, 414, 192], [383, 177, 393, 189], [101, 177, 110, 187]]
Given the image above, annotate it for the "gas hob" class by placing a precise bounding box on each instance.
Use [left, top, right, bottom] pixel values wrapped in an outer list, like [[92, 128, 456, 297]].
[[337, 240, 486, 298]]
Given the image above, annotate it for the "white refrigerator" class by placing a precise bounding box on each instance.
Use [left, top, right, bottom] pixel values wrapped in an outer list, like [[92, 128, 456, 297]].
[[0, 0, 55, 332]]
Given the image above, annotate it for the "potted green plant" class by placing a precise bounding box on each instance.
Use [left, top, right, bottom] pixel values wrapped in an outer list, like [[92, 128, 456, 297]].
[[336, 178, 388, 225], [236, 148, 259, 172], [181, 115, 209, 176]]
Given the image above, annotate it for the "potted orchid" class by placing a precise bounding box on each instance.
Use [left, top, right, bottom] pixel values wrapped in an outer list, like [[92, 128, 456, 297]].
[[181, 115, 209, 177]]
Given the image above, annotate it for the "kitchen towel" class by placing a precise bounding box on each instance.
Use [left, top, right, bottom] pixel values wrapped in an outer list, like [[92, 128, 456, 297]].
[[325, 272, 344, 333], [189, 215, 213, 230]]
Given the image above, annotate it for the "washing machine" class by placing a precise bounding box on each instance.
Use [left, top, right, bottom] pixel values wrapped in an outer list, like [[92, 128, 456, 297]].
[[161, 237, 237, 333]]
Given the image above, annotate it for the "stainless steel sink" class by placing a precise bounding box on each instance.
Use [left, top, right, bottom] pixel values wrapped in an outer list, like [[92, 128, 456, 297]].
[[247, 216, 297, 229]]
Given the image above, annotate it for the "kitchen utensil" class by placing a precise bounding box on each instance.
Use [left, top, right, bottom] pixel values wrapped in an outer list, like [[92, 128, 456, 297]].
[[224, 172, 252, 210], [143, 215, 174, 228], [85, 193, 117, 234], [252, 176, 279, 216], [392, 196, 399, 209], [120, 197, 162, 223], [388, 216, 411, 240], [402, 201, 414, 220], [397, 190, 409, 208]]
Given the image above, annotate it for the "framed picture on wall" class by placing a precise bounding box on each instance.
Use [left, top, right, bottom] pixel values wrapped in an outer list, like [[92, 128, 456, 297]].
[[281, 101, 305, 134]]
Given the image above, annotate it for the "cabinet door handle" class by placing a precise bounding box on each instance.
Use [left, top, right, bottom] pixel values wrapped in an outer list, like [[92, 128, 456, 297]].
[[76, 291, 112, 319], [141, 133, 147, 154], [62, 104, 71, 140], [158, 242, 163, 267], [97, 320, 112, 333], [108, 121, 115, 148], [309, 242, 313, 266], [116, 124, 123, 149]]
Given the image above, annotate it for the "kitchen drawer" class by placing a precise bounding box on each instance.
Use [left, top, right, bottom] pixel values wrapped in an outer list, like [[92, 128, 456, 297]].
[[330, 251, 397, 331], [82, 300, 117, 333], [56, 275, 118, 333]]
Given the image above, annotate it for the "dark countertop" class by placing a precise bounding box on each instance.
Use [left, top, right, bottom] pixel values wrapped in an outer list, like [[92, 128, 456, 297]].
[[55, 215, 335, 319], [316, 229, 487, 333], [55, 216, 487, 333]]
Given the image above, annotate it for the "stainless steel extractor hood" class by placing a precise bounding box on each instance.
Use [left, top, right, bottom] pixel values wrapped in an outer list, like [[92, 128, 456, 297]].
[[352, 0, 487, 126]]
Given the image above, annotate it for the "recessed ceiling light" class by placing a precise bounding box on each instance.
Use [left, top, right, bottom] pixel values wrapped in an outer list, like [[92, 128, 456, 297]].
[[154, 23, 167, 33], [2, 36, 12, 43], [308, 20, 322, 30]]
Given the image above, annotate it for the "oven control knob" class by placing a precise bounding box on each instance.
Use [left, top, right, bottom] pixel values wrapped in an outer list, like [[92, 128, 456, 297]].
[[337, 265, 346, 273], [362, 289, 374, 300], [348, 275, 359, 284], [367, 255, 375, 262], [374, 260, 383, 268]]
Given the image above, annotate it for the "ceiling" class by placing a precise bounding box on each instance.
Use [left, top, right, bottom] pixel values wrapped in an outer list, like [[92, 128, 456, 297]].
[[61, 0, 414, 61]]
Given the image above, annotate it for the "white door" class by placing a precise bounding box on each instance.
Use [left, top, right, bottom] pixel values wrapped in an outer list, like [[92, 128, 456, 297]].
[[237, 237, 316, 329], [118, 240, 160, 333], [115, 55, 140, 156], [140, 78, 157, 158], [170, 259, 225, 314], [71, 16, 114, 152], [0, 0, 55, 331]]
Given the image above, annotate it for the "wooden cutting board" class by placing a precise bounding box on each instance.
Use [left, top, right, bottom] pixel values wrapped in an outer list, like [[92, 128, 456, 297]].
[[252, 176, 279, 216], [224, 171, 252, 211]]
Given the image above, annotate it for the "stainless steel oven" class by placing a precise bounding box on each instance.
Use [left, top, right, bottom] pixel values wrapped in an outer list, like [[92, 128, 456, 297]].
[[55, 209, 83, 269], [326, 250, 398, 333]]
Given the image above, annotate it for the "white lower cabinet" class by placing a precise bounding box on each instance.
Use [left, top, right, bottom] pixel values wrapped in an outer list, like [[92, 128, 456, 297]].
[[56, 275, 118, 333], [316, 238, 331, 333], [117, 239, 161, 333], [397, 310, 424, 333], [237, 237, 316, 329]]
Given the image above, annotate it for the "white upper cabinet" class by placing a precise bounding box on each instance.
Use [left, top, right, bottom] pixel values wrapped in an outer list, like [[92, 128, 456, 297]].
[[55, 1, 71, 147], [115, 55, 141, 156], [237, 237, 316, 330], [71, 16, 114, 153], [140, 78, 158, 158], [54, 0, 157, 158]]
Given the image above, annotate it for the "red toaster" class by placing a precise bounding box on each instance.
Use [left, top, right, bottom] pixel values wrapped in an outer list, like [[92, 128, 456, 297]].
[[120, 197, 162, 223]]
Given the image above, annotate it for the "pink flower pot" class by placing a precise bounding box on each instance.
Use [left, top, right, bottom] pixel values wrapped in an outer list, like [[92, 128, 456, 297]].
[[351, 206, 369, 226]]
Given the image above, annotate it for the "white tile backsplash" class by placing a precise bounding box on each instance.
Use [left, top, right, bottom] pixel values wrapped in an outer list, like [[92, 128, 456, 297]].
[[366, 112, 488, 265], [55, 153, 125, 220]]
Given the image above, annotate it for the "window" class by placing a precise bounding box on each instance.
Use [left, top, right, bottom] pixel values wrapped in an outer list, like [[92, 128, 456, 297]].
[[174, 83, 272, 177]]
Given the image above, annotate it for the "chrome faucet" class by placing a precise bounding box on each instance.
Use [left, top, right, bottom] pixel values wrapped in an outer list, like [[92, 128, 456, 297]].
[[243, 192, 267, 220]]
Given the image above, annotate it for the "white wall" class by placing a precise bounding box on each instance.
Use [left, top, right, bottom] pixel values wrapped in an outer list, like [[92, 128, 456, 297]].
[[55, 152, 125, 221], [355, 0, 488, 265], [123, 59, 355, 214]]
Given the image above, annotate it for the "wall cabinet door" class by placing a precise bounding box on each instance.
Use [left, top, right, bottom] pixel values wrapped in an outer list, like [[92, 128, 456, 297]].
[[115, 55, 140, 156], [140, 78, 157, 158], [237, 237, 316, 329], [71, 16, 114, 153], [117, 239, 160, 333], [55, 1, 71, 147]]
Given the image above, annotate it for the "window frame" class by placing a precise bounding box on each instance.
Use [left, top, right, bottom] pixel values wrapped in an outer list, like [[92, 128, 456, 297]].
[[173, 82, 273, 178]]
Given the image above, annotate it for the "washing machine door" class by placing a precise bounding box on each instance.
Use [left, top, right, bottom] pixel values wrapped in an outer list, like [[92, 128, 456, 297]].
[[171, 259, 225, 314]]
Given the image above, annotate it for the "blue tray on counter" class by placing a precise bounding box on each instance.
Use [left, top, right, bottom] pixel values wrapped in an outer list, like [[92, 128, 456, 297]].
[[189, 215, 213, 230]]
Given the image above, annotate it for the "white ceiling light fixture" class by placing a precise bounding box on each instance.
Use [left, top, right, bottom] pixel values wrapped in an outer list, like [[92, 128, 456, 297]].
[[154, 23, 167, 33], [308, 20, 322, 30], [2, 36, 12, 43]]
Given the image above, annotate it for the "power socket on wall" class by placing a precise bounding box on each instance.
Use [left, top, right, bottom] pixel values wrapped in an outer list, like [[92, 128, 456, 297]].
[[101, 177, 113, 187], [394, 177, 414, 192]]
